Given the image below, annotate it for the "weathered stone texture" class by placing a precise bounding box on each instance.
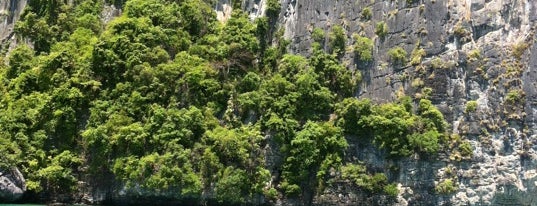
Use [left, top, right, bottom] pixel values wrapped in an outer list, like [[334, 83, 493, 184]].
[[0, 168, 26, 202], [274, 0, 537, 205]]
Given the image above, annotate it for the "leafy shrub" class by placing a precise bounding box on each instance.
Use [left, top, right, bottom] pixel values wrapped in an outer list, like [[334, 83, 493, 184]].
[[383, 183, 399, 196], [359, 98, 447, 157], [512, 41, 529, 59], [418, 99, 447, 133], [375, 21, 388, 38], [329, 25, 347, 55], [238, 72, 261, 92], [459, 141, 473, 157], [363, 102, 415, 156], [281, 182, 301, 197], [353, 34, 374, 62], [216, 167, 249, 204], [410, 46, 426, 65], [264, 187, 279, 200], [408, 130, 441, 154], [431, 57, 446, 69], [465, 100, 477, 113], [341, 164, 396, 194], [506, 89, 524, 104], [421, 87, 433, 99], [283, 121, 348, 190], [266, 0, 281, 18], [0, 138, 21, 169], [335, 98, 372, 135], [33, 151, 82, 193], [388, 46, 407, 65], [312, 27, 325, 44], [361, 7, 372, 20], [467, 49, 481, 61], [453, 23, 468, 37], [436, 178, 457, 194]]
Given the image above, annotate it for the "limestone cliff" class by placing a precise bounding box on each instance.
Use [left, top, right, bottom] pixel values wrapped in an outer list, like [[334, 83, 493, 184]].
[[269, 0, 537, 205], [1, 0, 536, 205], [0, 0, 26, 53]]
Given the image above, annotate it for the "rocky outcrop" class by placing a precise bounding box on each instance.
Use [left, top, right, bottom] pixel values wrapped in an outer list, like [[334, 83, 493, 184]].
[[0, 0, 26, 53], [1, 0, 536, 205], [216, 0, 266, 22], [0, 168, 26, 202], [271, 0, 537, 205]]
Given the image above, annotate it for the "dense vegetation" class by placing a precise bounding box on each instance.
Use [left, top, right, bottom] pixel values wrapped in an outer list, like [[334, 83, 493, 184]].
[[0, 0, 452, 204]]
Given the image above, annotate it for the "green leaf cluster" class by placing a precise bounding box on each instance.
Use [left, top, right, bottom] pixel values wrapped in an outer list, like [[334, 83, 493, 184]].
[[353, 34, 374, 62], [336, 98, 447, 157], [341, 163, 398, 196]]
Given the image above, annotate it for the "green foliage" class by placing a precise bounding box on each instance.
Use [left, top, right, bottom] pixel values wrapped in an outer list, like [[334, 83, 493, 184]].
[[312, 27, 325, 44], [506, 89, 524, 104], [335, 98, 372, 135], [431, 57, 446, 69], [375, 21, 388, 38], [458, 140, 473, 157], [341, 163, 397, 195], [329, 25, 347, 55], [15, 0, 104, 52], [264, 187, 279, 200], [281, 182, 301, 197], [215, 167, 249, 204], [6, 45, 34, 79], [0, 137, 21, 169], [388, 46, 407, 65], [33, 151, 82, 193], [410, 45, 426, 65], [384, 183, 399, 196], [310, 45, 358, 97], [512, 41, 529, 59], [408, 130, 441, 154], [363, 102, 416, 156], [418, 99, 447, 133], [362, 7, 372, 20], [465, 101, 478, 113], [353, 34, 374, 62], [467, 49, 481, 62], [436, 178, 457, 194], [222, 10, 259, 54], [113, 152, 202, 197], [255, 17, 270, 53], [295, 69, 335, 120], [266, 0, 281, 18], [453, 23, 468, 38], [359, 98, 447, 157], [283, 121, 348, 194]]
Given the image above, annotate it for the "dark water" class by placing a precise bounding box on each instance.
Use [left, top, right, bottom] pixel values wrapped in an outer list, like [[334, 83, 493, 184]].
[[0, 204, 97, 206], [0, 205, 46, 206], [0, 205, 94, 206]]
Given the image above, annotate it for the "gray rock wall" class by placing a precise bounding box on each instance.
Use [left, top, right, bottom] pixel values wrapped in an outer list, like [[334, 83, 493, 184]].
[[0, 0, 26, 53], [0, 168, 26, 202], [1, 0, 535, 205], [272, 0, 537, 205]]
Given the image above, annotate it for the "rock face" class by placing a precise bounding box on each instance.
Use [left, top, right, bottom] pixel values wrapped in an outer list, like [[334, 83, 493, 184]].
[[2, 0, 537, 205], [270, 0, 537, 205], [0, 168, 26, 202], [216, 0, 266, 22], [0, 0, 26, 52]]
